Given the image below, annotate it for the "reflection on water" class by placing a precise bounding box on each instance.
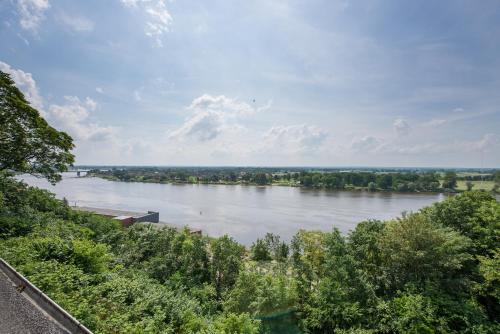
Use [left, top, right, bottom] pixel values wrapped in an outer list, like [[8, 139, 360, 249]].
[[18, 173, 447, 245]]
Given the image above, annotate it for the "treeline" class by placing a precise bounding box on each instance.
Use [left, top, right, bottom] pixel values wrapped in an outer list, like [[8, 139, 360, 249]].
[[1, 172, 499, 333], [293, 171, 443, 191], [90, 168, 500, 193]]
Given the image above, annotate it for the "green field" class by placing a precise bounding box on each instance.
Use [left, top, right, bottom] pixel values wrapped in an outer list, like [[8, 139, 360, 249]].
[[456, 172, 492, 177], [456, 180, 496, 191]]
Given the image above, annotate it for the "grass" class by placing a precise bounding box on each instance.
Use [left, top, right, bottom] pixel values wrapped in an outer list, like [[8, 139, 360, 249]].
[[456, 172, 492, 177], [456, 180, 496, 191]]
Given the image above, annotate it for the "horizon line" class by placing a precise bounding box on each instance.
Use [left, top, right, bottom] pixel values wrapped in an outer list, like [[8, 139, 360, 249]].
[[71, 165, 499, 170]]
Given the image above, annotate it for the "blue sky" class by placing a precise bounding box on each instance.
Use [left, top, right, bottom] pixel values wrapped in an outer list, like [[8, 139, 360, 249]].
[[1, 0, 499, 167]]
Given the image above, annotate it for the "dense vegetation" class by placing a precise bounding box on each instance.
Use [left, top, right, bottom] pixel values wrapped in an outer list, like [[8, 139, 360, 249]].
[[1, 172, 499, 333], [87, 167, 500, 193]]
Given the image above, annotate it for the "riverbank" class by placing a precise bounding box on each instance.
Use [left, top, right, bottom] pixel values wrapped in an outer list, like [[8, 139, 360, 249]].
[[88, 173, 499, 195]]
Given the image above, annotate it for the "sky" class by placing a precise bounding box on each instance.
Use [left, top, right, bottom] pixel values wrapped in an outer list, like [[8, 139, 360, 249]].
[[1, 0, 500, 167]]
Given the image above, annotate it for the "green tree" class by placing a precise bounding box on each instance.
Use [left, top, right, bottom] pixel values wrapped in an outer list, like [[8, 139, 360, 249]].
[[225, 267, 297, 317], [302, 229, 377, 332], [254, 173, 268, 185], [0, 71, 74, 184], [376, 174, 393, 190], [301, 175, 313, 187], [494, 170, 500, 185], [262, 233, 289, 262], [267, 236, 290, 262], [367, 182, 377, 192], [378, 213, 471, 293], [291, 230, 327, 290], [348, 220, 384, 280], [119, 225, 210, 288], [213, 312, 260, 334], [466, 181, 474, 191], [211, 235, 245, 299], [424, 192, 500, 257], [442, 171, 457, 190], [378, 293, 445, 333], [477, 249, 500, 322], [251, 238, 271, 261]]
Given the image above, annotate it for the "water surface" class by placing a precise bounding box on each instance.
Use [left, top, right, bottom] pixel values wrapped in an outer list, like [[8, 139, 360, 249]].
[[19, 173, 447, 245]]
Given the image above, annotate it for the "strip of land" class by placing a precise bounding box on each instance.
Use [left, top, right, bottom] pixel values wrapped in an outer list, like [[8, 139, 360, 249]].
[[83, 167, 500, 194]]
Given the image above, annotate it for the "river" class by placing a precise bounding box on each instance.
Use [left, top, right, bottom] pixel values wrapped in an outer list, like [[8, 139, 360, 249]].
[[18, 172, 448, 245]]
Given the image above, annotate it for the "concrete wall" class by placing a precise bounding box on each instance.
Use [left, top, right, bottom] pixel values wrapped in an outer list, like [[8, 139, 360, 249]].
[[134, 211, 159, 223], [113, 216, 135, 227], [0, 259, 93, 334]]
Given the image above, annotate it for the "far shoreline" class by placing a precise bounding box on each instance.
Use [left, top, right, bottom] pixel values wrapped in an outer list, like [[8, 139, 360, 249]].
[[85, 173, 482, 196]]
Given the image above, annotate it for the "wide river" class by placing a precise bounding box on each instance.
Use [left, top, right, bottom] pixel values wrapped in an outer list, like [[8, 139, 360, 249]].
[[19, 173, 448, 245]]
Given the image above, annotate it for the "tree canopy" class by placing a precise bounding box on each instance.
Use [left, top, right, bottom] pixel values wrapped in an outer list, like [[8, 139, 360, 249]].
[[0, 71, 74, 183]]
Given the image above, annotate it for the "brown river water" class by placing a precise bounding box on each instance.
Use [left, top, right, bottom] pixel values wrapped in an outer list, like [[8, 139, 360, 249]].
[[18, 172, 448, 245]]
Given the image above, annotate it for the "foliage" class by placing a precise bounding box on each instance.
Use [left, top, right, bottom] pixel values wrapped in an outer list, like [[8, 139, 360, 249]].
[[251, 238, 272, 261], [377, 293, 446, 333], [89, 166, 499, 193], [0, 71, 74, 184], [424, 192, 500, 257], [378, 213, 471, 293], [0, 172, 499, 333], [213, 313, 261, 334], [251, 233, 289, 262], [117, 225, 211, 288], [477, 249, 500, 322], [442, 171, 458, 190], [467, 181, 475, 191], [211, 235, 246, 300], [225, 266, 298, 317], [300, 229, 378, 332]]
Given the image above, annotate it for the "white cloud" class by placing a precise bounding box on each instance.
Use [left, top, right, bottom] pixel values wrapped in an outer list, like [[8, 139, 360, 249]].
[[460, 134, 499, 152], [133, 87, 143, 101], [16, 0, 50, 32], [171, 110, 222, 141], [188, 94, 257, 115], [0, 61, 45, 114], [120, 0, 141, 7], [350, 136, 381, 152], [58, 12, 94, 32], [259, 124, 328, 155], [377, 134, 499, 155], [120, 0, 172, 47], [95, 87, 103, 94], [423, 118, 447, 127], [49, 96, 115, 142], [346, 129, 500, 157], [84, 97, 97, 111], [17, 33, 30, 45], [393, 118, 411, 137], [169, 94, 264, 142]]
